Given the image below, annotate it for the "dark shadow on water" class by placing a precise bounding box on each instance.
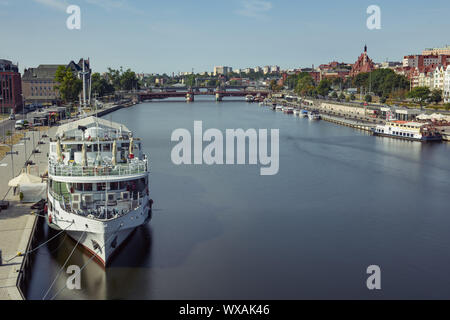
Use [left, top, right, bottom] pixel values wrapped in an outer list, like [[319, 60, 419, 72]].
[[26, 222, 153, 300]]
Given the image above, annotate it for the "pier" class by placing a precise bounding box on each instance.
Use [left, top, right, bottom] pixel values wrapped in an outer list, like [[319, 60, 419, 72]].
[[0, 125, 54, 300], [320, 114, 376, 132]]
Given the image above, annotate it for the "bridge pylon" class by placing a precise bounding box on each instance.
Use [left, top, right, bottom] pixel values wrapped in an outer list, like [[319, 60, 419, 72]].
[[215, 86, 225, 102], [186, 92, 194, 102]]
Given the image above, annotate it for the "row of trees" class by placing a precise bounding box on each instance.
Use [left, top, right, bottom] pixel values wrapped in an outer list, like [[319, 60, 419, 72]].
[[286, 69, 411, 102], [407, 87, 444, 106], [54, 66, 141, 104], [103, 67, 140, 92], [353, 69, 409, 98]]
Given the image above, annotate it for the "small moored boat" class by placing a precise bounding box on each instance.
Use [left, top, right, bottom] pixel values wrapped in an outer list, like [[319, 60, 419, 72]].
[[308, 111, 321, 120]]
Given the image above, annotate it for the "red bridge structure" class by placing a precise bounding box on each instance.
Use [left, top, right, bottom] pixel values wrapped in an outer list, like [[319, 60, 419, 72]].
[[137, 88, 270, 102]]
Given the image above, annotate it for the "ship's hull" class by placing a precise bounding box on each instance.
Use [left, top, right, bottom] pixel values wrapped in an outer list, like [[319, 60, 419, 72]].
[[66, 228, 135, 266], [47, 192, 152, 267]]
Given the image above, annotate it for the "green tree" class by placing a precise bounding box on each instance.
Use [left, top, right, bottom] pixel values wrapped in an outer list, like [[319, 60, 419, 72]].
[[429, 89, 443, 104], [207, 79, 218, 87], [332, 77, 343, 88], [380, 96, 387, 104], [364, 95, 372, 103], [269, 80, 282, 92], [352, 69, 409, 98], [106, 68, 122, 90], [350, 93, 356, 101], [120, 69, 139, 91], [185, 74, 196, 87], [54, 66, 82, 103], [408, 86, 431, 106], [338, 93, 346, 100], [316, 79, 332, 97], [331, 91, 338, 99], [295, 73, 315, 96], [91, 73, 115, 97]]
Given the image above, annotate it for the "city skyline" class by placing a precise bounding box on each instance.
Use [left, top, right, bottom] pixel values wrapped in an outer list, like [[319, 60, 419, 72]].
[[1, 0, 450, 74]]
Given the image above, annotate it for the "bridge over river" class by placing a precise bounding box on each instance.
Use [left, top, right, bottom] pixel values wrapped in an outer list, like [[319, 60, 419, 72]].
[[137, 88, 270, 102]]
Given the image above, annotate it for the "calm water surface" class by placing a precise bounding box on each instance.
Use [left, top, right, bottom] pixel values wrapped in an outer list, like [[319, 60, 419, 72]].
[[26, 98, 450, 299]]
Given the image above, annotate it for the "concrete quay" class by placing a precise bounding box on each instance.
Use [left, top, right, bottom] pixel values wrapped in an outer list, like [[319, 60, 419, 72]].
[[320, 114, 376, 132], [0, 126, 55, 300]]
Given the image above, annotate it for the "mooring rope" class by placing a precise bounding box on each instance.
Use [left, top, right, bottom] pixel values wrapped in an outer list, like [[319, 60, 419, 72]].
[[3, 221, 74, 263], [42, 228, 88, 300], [49, 224, 123, 300]]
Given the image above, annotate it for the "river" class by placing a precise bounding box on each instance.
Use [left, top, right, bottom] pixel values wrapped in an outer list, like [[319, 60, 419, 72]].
[[26, 97, 450, 299]]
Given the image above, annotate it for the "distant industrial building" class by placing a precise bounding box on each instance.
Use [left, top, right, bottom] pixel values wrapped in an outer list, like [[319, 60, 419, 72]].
[[0, 59, 22, 114]]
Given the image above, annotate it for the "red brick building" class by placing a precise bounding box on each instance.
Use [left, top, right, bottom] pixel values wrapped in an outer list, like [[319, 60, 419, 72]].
[[0, 59, 22, 114], [350, 45, 375, 77]]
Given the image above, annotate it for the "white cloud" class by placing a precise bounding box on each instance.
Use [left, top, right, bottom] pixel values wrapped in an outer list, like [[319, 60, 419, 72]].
[[237, 0, 272, 18], [32, 0, 68, 11]]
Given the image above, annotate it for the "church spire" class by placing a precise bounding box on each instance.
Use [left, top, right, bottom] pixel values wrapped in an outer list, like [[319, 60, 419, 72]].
[[364, 44, 367, 53]]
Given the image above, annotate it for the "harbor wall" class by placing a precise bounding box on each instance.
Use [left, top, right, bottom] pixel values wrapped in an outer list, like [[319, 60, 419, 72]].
[[96, 104, 126, 117], [16, 215, 44, 299], [318, 102, 367, 118]]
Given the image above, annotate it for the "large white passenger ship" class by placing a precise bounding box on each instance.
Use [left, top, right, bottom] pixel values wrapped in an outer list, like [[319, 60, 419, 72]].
[[47, 116, 152, 266], [372, 121, 442, 142]]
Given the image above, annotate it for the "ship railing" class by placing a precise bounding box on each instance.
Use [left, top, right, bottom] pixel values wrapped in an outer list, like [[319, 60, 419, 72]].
[[48, 158, 149, 177], [49, 189, 147, 221]]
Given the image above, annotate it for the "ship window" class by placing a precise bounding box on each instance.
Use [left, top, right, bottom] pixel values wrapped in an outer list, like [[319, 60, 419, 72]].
[[97, 183, 106, 192], [110, 182, 118, 191], [86, 144, 92, 152], [93, 144, 99, 152], [84, 183, 92, 191], [119, 181, 126, 190], [75, 183, 83, 191], [103, 144, 111, 152]]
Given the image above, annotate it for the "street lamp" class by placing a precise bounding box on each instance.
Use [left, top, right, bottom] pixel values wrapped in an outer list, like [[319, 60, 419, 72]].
[[6, 149, 18, 180], [20, 136, 31, 168]]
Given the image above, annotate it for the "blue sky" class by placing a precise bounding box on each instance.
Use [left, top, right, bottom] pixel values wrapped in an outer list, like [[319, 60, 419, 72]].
[[1, 0, 449, 74]]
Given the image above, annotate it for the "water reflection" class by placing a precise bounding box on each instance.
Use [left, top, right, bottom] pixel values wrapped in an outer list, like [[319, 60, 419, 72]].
[[30, 225, 153, 300]]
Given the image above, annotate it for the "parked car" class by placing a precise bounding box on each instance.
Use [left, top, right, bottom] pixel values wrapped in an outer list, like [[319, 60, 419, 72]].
[[15, 120, 29, 130], [15, 120, 24, 130], [9, 113, 15, 120]]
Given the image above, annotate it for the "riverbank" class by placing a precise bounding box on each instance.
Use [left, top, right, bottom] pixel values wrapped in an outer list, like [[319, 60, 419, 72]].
[[0, 102, 128, 300]]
